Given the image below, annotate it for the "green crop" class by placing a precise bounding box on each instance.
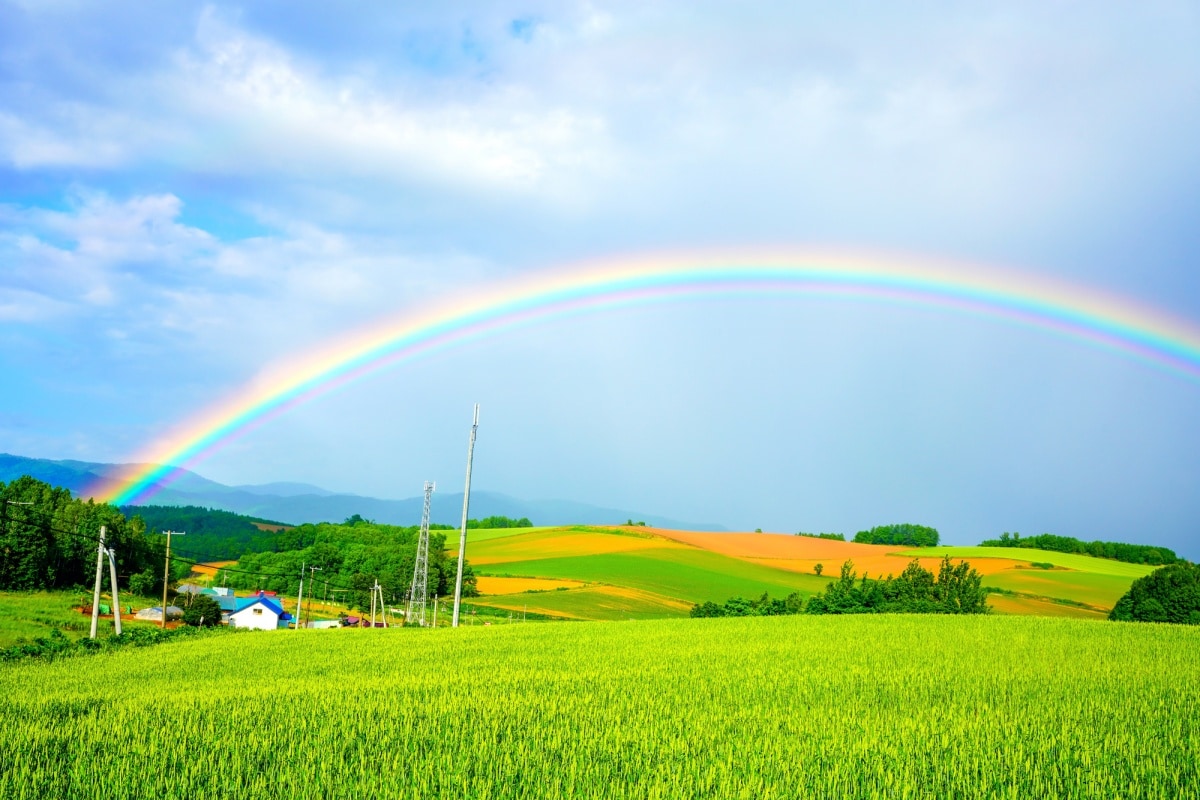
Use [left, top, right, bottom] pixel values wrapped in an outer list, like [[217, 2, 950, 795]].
[[1, 615, 1196, 799]]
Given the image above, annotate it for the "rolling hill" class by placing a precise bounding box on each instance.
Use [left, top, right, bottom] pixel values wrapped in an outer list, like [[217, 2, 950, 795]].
[[452, 525, 1159, 621]]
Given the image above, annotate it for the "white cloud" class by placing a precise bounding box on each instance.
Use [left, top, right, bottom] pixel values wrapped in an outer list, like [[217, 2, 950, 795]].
[[153, 8, 615, 194], [0, 189, 497, 375]]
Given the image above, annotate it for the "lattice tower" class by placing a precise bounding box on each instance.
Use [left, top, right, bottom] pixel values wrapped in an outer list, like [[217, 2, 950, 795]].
[[407, 481, 435, 626]]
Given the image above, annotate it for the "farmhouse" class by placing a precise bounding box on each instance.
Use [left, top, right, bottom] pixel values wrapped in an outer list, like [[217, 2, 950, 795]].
[[228, 596, 293, 630]]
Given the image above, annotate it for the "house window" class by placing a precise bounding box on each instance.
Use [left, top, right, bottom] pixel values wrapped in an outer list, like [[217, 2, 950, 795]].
[[253, 608, 263, 615]]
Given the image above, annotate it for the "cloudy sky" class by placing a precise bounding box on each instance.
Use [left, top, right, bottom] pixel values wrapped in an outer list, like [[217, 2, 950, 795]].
[[2, 2, 1198, 556]]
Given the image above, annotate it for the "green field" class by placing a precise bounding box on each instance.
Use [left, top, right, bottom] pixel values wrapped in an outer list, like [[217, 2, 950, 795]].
[[486, 549, 826, 605], [1, 615, 1196, 798], [0, 591, 161, 648], [469, 585, 691, 620], [900, 546, 1160, 578]]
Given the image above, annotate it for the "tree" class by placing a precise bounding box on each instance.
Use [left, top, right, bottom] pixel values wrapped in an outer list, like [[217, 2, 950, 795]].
[[129, 569, 158, 597], [182, 594, 223, 627], [1109, 563, 1200, 625], [853, 523, 940, 547], [814, 563, 824, 577]]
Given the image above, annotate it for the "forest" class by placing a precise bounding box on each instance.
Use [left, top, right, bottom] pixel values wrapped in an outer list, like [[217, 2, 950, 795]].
[[119, 505, 287, 561], [226, 518, 476, 611], [979, 531, 1178, 565], [0, 476, 167, 593]]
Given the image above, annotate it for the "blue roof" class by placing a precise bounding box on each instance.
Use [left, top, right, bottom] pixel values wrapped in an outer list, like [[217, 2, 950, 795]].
[[232, 596, 285, 616]]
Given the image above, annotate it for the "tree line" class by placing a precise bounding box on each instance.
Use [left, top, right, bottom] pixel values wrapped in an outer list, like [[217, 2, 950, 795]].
[[691, 557, 988, 617], [795, 532, 845, 541], [979, 532, 1177, 565], [853, 523, 940, 547]]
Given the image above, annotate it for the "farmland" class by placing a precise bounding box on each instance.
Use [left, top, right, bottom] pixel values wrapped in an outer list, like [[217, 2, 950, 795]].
[[1, 615, 1196, 799], [0, 591, 165, 648], [456, 526, 1158, 620]]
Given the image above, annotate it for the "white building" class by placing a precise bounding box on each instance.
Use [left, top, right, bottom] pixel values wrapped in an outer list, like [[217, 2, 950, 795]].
[[228, 596, 292, 630]]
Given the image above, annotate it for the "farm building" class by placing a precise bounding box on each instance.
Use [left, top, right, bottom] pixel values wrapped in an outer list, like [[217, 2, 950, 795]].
[[201, 587, 239, 618], [229, 596, 292, 631]]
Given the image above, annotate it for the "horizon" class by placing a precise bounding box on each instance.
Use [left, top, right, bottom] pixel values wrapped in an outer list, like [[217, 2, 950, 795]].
[[5, 451, 1198, 560]]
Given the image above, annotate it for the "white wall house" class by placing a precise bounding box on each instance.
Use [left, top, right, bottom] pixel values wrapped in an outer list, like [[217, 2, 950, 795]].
[[228, 596, 292, 630]]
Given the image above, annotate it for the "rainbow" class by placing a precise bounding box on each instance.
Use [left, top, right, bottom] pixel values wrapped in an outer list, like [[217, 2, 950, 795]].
[[91, 249, 1200, 505]]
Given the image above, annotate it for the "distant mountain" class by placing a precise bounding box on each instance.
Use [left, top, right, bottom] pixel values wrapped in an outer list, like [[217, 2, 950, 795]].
[[0, 453, 726, 531], [233, 481, 338, 498]]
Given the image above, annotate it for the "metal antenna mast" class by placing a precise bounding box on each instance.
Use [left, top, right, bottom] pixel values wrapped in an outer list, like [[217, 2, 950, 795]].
[[452, 404, 480, 628], [407, 481, 435, 626]]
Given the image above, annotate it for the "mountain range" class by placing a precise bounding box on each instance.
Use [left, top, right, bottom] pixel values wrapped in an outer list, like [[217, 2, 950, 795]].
[[0, 453, 725, 531]]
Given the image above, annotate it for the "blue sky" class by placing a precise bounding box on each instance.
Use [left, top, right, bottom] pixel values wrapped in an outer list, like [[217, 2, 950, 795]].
[[2, 2, 1199, 556]]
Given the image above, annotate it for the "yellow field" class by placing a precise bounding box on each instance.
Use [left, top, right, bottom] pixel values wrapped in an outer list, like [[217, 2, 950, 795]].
[[189, 560, 237, 578], [475, 576, 586, 595], [465, 529, 685, 566]]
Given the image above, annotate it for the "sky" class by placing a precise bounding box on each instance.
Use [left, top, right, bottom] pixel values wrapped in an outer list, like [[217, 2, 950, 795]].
[[2, 1, 1199, 556]]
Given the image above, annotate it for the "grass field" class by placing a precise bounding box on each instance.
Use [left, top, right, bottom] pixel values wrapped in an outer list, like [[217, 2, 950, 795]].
[[0, 615, 1195, 799], [0, 592, 164, 648], [459, 526, 1157, 621]]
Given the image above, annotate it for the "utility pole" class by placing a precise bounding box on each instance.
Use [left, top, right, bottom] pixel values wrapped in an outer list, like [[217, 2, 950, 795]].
[[159, 530, 184, 629], [295, 562, 306, 631], [90, 525, 107, 639], [369, 580, 386, 628], [107, 547, 122, 635], [452, 403, 480, 628], [407, 481, 435, 627], [433, 595, 439, 628], [307, 565, 322, 626]]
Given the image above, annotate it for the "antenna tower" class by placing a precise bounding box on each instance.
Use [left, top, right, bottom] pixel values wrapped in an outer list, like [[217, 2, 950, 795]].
[[407, 481, 435, 626]]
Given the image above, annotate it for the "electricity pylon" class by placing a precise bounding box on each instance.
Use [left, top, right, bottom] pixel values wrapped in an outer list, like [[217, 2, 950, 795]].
[[407, 481, 435, 626]]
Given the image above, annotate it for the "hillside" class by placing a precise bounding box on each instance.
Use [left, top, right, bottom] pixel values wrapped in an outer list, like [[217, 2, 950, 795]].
[[454, 526, 1159, 620]]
